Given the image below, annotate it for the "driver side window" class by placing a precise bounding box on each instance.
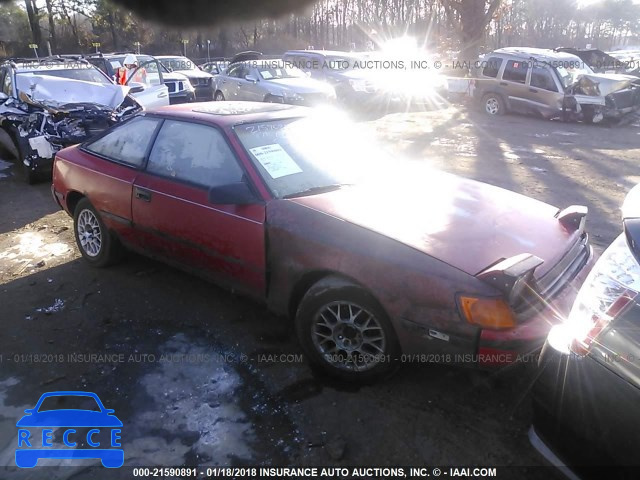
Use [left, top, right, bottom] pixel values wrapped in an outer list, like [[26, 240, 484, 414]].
[[146, 120, 245, 188], [227, 64, 245, 79]]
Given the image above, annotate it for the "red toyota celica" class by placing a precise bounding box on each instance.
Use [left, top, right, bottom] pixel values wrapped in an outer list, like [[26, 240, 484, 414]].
[[51, 102, 593, 381]]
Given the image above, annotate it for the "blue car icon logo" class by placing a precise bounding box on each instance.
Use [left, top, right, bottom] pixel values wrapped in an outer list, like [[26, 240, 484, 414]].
[[16, 391, 123, 468]]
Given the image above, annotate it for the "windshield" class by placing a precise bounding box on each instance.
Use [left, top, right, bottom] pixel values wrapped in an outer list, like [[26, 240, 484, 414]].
[[234, 115, 394, 199], [257, 63, 306, 80], [555, 62, 595, 89], [19, 67, 111, 85], [160, 57, 197, 71]]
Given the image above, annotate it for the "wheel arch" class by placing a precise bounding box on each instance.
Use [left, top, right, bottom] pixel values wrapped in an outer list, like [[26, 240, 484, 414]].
[[65, 190, 86, 216], [287, 270, 385, 320]]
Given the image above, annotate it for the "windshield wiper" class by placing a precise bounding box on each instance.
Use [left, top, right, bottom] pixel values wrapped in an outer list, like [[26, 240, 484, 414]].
[[283, 184, 350, 199]]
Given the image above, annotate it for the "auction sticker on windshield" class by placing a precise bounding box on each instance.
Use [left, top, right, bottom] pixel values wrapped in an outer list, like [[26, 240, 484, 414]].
[[249, 144, 302, 179]]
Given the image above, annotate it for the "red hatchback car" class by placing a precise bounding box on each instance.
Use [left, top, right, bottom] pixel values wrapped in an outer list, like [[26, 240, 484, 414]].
[[52, 102, 593, 381]]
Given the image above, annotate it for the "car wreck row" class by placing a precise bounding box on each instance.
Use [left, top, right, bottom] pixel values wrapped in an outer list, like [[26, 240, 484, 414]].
[[1, 41, 640, 477], [0, 58, 143, 183], [474, 47, 640, 122]]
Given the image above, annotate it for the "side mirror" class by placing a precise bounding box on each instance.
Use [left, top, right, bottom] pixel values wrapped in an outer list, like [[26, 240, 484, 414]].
[[245, 75, 258, 83], [129, 82, 145, 94], [0, 92, 8, 101], [208, 182, 257, 205]]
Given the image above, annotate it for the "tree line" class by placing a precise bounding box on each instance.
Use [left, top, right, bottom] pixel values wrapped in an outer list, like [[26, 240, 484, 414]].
[[1, 0, 638, 62]]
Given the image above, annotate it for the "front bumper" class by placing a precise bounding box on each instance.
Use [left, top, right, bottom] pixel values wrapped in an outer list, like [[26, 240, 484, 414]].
[[193, 84, 214, 100], [169, 90, 196, 104], [476, 244, 595, 368]]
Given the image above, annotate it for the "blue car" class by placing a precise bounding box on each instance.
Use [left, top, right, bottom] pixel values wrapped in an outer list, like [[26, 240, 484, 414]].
[[16, 391, 123, 468]]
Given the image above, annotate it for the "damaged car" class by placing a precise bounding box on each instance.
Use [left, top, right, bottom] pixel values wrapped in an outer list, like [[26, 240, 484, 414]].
[[52, 102, 594, 382], [473, 47, 640, 123], [0, 57, 142, 183]]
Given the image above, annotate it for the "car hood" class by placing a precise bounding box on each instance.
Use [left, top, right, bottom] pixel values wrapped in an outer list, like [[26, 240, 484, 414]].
[[17, 410, 123, 427], [265, 77, 334, 94], [15, 73, 129, 111], [177, 69, 213, 79], [163, 71, 189, 82], [290, 171, 578, 278], [575, 73, 640, 96]]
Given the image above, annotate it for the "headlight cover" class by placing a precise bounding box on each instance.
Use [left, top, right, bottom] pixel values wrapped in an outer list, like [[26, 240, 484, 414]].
[[548, 234, 640, 354]]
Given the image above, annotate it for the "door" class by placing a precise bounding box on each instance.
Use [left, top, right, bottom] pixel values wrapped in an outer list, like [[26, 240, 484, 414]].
[[527, 64, 564, 116], [499, 59, 530, 112], [240, 65, 265, 102], [126, 60, 169, 109], [219, 63, 244, 100], [132, 119, 267, 297], [79, 116, 162, 242]]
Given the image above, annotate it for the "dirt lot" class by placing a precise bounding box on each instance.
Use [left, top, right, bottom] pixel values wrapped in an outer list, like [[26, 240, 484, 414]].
[[0, 104, 638, 479]]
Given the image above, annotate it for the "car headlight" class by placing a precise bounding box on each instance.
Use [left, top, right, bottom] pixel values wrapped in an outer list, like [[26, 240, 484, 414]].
[[548, 234, 640, 354], [349, 79, 369, 92]]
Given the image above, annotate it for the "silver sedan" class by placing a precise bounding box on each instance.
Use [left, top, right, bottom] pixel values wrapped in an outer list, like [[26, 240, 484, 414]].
[[213, 59, 336, 106]]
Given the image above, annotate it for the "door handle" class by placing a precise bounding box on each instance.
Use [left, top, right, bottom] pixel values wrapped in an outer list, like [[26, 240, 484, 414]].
[[158, 91, 168, 98], [529, 88, 538, 93], [499, 82, 508, 86], [134, 187, 152, 202]]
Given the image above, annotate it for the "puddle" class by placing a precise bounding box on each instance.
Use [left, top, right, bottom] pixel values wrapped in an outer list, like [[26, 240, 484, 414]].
[[123, 333, 299, 466], [0, 332, 300, 476], [35, 298, 65, 315]]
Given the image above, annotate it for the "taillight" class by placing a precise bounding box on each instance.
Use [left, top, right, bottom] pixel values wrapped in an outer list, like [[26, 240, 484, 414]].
[[548, 234, 640, 355]]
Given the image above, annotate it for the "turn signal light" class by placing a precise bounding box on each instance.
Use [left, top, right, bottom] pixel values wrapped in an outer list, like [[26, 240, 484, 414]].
[[459, 296, 516, 329]]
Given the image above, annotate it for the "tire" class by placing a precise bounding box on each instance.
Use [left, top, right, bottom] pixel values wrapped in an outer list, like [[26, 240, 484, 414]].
[[295, 276, 400, 382], [214, 91, 225, 101], [73, 198, 122, 267], [482, 93, 506, 116], [23, 163, 38, 185], [581, 105, 603, 124], [8, 130, 38, 184]]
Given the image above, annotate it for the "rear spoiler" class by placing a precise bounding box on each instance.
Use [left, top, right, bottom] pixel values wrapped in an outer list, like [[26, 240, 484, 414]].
[[477, 253, 543, 305], [477, 204, 587, 304], [555, 205, 588, 232], [622, 184, 640, 264]]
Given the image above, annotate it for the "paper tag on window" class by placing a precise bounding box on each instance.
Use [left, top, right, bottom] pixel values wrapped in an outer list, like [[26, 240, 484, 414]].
[[249, 144, 302, 179]]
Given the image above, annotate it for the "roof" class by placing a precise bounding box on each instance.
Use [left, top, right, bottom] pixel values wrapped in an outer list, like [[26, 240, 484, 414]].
[[13, 59, 93, 72], [147, 101, 309, 126], [492, 47, 581, 64], [286, 50, 361, 58], [155, 55, 190, 60]]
